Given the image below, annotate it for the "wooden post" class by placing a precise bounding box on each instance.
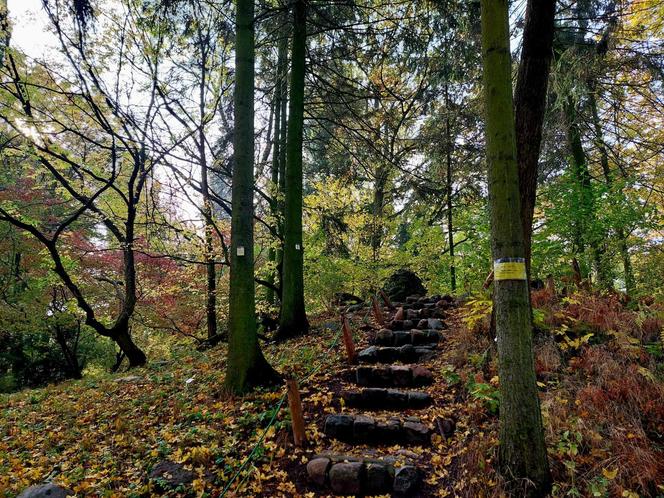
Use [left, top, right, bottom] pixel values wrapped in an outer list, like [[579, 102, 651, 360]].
[[371, 295, 385, 326], [483, 270, 495, 290], [286, 378, 306, 447], [379, 289, 394, 310], [341, 316, 357, 364]]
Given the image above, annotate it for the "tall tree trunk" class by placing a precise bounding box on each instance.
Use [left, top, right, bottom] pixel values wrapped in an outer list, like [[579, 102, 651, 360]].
[[266, 22, 289, 305], [276, 36, 289, 301], [371, 101, 386, 263], [199, 47, 218, 339], [372, 165, 387, 263], [589, 87, 634, 295], [225, 0, 280, 393], [480, 2, 551, 495], [444, 84, 456, 292], [564, 97, 610, 287], [277, 0, 309, 339], [514, 0, 556, 277], [265, 111, 280, 305]]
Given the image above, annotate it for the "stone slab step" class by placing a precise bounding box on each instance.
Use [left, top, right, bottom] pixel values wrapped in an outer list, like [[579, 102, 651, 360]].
[[357, 345, 436, 364], [387, 316, 446, 330], [374, 328, 442, 346], [307, 454, 421, 496], [356, 365, 433, 387], [342, 388, 431, 410], [324, 413, 432, 445]]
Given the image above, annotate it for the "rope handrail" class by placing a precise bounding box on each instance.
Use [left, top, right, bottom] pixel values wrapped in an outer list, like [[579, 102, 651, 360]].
[[220, 320, 345, 497]]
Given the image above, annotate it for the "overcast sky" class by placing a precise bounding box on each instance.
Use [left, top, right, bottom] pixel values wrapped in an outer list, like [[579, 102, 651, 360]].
[[8, 0, 55, 58]]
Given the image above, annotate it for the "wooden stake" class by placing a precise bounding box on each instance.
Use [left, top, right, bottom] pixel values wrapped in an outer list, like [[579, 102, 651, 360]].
[[483, 270, 495, 290], [379, 289, 394, 310], [341, 316, 357, 364], [286, 378, 306, 447], [371, 295, 385, 326]]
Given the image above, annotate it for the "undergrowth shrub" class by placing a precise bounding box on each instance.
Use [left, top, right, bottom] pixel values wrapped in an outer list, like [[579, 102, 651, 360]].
[[458, 288, 664, 497]]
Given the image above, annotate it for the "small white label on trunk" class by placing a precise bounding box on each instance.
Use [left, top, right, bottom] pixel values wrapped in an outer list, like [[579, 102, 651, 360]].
[[237, 246, 245, 256], [295, 244, 301, 250]]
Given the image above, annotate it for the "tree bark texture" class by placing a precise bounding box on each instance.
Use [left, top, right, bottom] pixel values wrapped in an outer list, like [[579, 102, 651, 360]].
[[225, 0, 280, 393], [277, 0, 309, 339], [480, 2, 552, 494], [514, 0, 556, 276]]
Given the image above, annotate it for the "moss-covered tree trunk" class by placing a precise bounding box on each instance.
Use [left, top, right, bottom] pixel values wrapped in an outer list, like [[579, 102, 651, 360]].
[[225, 0, 280, 393], [480, 2, 552, 495], [277, 0, 309, 339]]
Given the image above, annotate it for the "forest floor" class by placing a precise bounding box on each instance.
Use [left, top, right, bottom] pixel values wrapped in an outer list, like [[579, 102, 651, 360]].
[[1, 290, 663, 498]]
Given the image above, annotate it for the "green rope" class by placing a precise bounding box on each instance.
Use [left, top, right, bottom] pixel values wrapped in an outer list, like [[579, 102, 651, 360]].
[[219, 324, 343, 497]]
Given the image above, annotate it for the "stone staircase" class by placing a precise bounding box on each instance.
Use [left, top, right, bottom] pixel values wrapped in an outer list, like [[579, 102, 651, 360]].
[[305, 294, 457, 496]]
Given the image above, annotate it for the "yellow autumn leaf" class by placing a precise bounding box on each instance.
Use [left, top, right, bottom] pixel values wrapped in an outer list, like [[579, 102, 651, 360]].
[[602, 468, 618, 480]]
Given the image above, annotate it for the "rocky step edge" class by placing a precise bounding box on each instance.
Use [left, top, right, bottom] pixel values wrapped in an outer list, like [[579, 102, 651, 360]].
[[401, 294, 456, 307], [373, 328, 443, 347], [342, 388, 431, 410], [357, 344, 436, 364], [324, 413, 432, 446], [340, 293, 456, 316], [307, 454, 422, 496], [355, 364, 433, 387], [385, 317, 446, 331]]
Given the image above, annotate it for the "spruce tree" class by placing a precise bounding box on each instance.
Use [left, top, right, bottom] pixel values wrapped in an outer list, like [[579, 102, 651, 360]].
[[225, 0, 280, 393], [277, 0, 309, 339]]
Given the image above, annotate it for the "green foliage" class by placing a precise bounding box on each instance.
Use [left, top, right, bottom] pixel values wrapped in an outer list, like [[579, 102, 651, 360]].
[[466, 378, 500, 414], [440, 365, 461, 386], [536, 170, 657, 289], [586, 475, 610, 498], [301, 177, 492, 312], [554, 324, 594, 352], [556, 430, 582, 459], [533, 308, 548, 331], [461, 294, 493, 333], [554, 430, 584, 497], [644, 342, 663, 360]]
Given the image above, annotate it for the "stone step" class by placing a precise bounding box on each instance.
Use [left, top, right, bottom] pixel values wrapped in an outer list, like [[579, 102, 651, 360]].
[[355, 365, 433, 387], [323, 413, 432, 446], [307, 454, 422, 496], [374, 328, 442, 346], [387, 316, 446, 330], [357, 345, 436, 364], [342, 388, 431, 410]]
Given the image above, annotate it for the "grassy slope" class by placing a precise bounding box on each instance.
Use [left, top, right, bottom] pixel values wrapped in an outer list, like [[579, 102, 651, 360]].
[[1, 294, 663, 497]]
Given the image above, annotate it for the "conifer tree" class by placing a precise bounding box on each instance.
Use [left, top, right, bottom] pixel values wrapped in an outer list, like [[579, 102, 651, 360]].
[[480, 1, 552, 494], [225, 0, 280, 393]]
